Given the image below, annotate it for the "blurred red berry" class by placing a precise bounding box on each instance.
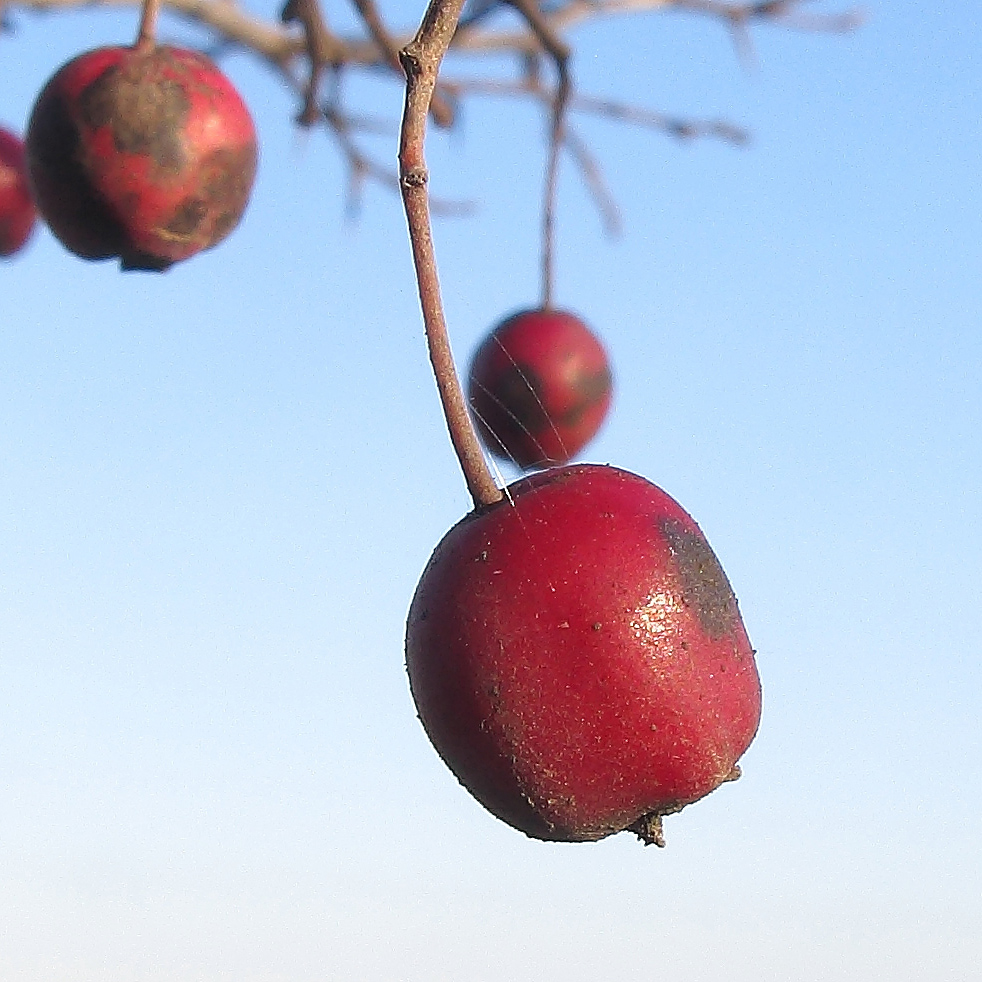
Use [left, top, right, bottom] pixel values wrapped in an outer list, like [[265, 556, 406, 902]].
[[26, 43, 257, 271], [0, 127, 37, 257], [468, 308, 612, 470]]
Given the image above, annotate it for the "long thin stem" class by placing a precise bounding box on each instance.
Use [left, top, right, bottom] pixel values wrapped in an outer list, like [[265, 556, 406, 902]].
[[136, 0, 161, 48], [506, 0, 571, 311], [540, 69, 569, 309], [398, 0, 502, 510]]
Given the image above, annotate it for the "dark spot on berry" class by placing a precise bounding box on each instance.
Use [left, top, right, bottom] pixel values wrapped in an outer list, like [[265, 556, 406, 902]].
[[164, 196, 206, 237], [560, 364, 612, 426], [197, 144, 257, 246], [659, 517, 740, 640], [78, 61, 190, 174]]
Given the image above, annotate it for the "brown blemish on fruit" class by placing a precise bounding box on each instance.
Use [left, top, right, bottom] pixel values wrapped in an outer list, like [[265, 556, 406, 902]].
[[198, 145, 258, 244], [156, 145, 256, 249], [660, 518, 740, 640], [561, 365, 612, 425], [163, 196, 207, 237], [78, 63, 190, 173]]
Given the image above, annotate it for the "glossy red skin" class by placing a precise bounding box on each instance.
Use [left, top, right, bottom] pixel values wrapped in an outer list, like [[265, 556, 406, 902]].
[[406, 464, 761, 844], [0, 128, 36, 257], [468, 309, 612, 470], [26, 44, 257, 270]]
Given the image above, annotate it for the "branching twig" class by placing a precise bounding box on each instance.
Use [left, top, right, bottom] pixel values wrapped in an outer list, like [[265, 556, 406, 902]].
[[8, 0, 857, 208], [4, 0, 859, 500], [8, 0, 863, 68], [351, 0, 457, 127]]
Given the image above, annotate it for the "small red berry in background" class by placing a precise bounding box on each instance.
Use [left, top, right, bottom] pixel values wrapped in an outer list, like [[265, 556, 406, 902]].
[[406, 464, 761, 847], [26, 43, 257, 271], [0, 127, 37, 258], [468, 308, 613, 470]]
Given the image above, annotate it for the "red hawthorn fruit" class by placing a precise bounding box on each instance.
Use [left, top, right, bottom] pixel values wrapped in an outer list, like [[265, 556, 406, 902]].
[[406, 464, 761, 846], [26, 43, 257, 271], [0, 127, 36, 257], [468, 308, 612, 470]]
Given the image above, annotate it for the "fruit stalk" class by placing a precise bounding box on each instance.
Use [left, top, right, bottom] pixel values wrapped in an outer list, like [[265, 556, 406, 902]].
[[137, 0, 161, 50], [506, 0, 571, 311], [398, 0, 503, 509]]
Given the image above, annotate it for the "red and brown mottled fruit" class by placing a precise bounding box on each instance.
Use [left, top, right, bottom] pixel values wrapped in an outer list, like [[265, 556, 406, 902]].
[[26, 43, 257, 271], [406, 464, 761, 846], [0, 127, 36, 257], [468, 308, 612, 470]]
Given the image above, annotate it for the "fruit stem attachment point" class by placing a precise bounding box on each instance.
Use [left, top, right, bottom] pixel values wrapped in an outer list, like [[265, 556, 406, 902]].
[[398, 0, 503, 510], [136, 0, 161, 50]]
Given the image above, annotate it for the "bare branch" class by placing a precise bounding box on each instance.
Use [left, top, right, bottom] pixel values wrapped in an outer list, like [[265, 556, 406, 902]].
[[8, 0, 863, 65], [4, 0, 852, 238], [564, 125, 623, 236], [351, 0, 457, 126], [439, 76, 749, 145]]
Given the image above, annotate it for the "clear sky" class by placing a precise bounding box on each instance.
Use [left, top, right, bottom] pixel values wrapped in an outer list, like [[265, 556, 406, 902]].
[[2, 2, 980, 980]]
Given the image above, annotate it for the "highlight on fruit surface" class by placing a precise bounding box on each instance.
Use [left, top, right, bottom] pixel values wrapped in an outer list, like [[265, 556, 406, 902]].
[[468, 308, 613, 470], [0, 127, 37, 258], [26, 43, 257, 271], [406, 464, 761, 846]]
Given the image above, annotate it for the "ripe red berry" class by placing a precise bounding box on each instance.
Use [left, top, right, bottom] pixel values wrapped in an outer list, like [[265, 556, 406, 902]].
[[406, 464, 761, 846], [26, 43, 257, 271], [468, 308, 612, 470], [0, 127, 36, 257]]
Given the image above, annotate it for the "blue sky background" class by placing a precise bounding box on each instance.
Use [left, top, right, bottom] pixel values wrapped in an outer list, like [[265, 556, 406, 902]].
[[1, 2, 980, 979]]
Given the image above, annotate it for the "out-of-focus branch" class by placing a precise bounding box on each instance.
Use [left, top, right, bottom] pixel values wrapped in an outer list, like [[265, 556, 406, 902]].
[[9, 0, 863, 65], [351, 0, 457, 126], [6, 0, 859, 217], [280, 0, 342, 125], [15, 0, 301, 66], [439, 76, 750, 146]]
